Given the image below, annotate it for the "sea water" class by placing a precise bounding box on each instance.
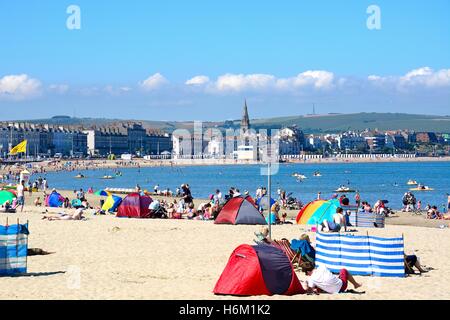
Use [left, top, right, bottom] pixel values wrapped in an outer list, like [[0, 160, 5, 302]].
[[40, 161, 450, 209]]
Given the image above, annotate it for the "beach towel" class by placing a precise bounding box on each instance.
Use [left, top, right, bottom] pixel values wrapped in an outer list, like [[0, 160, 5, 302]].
[[290, 239, 315, 258]]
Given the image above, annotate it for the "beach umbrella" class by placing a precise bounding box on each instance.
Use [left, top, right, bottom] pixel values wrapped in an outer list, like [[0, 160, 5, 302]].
[[0, 190, 16, 205], [102, 194, 123, 213], [296, 199, 340, 225], [94, 190, 110, 196]]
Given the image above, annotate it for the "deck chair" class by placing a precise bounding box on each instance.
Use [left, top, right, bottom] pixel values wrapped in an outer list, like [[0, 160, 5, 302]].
[[272, 238, 302, 269]]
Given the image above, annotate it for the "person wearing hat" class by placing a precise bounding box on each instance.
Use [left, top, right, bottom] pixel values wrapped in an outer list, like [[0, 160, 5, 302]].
[[254, 226, 273, 244]]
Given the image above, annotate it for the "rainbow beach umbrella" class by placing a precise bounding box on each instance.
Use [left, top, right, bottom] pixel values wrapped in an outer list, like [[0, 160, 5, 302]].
[[296, 199, 341, 225], [94, 190, 111, 196]]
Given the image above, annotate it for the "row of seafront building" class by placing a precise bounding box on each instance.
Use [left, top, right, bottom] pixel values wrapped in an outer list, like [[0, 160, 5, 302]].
[[0, 122, 172, 158], [171, 102, 450, 160], [1, 120, 448, 161]]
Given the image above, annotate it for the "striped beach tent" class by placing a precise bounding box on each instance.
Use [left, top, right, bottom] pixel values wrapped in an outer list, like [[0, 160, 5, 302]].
[[315, 232, 405, 277], [0, 223, 29, 276]]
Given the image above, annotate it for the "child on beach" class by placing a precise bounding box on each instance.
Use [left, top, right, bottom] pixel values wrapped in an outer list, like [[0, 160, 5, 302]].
[[185, 202, 196, 219]]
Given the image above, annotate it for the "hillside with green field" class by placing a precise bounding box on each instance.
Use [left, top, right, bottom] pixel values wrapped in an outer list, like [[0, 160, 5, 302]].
[[9, 113, 450, 134]]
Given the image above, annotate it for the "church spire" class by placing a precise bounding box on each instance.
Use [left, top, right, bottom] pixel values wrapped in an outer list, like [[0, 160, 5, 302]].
[[241, 99, 250, 132]]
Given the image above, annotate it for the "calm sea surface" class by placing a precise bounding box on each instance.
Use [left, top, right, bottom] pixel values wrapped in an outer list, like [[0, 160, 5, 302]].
[[40, 162, 450, 209]]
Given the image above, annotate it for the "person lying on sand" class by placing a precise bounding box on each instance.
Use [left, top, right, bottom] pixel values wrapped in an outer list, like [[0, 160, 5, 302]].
[[301, 262, 362, 295], [42, 208, 85, 221]]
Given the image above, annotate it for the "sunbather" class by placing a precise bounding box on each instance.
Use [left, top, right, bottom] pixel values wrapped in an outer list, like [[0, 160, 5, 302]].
[[301, 262, 362, 294], [42, 208, 85, 221]]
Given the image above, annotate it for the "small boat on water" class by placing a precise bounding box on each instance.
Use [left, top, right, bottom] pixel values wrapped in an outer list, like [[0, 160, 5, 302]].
[[313, 171, 322, 177], [335, 186, 356, 193], [105, 187, 135, 194], [101, 175, 115, 180], [74, 174, 85, 179], [410, 185, 434, 191], [292, 173, 307, 179], [407, 180, 418, 185]]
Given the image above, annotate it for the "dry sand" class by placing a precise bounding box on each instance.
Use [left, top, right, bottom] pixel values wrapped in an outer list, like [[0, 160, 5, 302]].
[[1, 191, 449, 300]]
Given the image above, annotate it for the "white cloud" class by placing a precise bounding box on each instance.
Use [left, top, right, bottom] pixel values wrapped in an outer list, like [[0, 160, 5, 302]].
[[48, 84, 69, 94], [0, 74, 42, 100], [195, 71, 337, 93], [214, 73, 276, 92], [276, 71, 335, 90], [400, 67, 450, 87], [104, 85, 132, 95], [139, 73, 168, 91], [369, 67, 450, 89], [185, 75, 210, 86]]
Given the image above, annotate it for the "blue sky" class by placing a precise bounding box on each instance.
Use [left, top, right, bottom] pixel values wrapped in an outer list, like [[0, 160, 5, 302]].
[[0, 0, 449, 121]]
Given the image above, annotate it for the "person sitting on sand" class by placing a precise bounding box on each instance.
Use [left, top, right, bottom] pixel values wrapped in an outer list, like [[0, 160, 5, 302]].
[[318, 207, 347, 233], [266, 203, 281, 225], [427, 206, 441, 219], [301, 262, 362, 294], [185, 202, 196, 219], [81, 199, 92, 209], [3, 200, 16, 213], [361, 201, 372, 212], [42, 208, 85, 221], [63, 197, 71, 209], [279, 212, 290, 224], [34, 197, 42, 207], [166, 202, 176, 219], [374, 200, 386, 216], [404, 254, 429, 275], [197, 202, 212, 220], [254, 226, 273, 244]]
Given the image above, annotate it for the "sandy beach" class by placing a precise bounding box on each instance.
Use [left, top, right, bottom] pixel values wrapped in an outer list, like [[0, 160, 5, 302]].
[[1, 190, 449, 300]]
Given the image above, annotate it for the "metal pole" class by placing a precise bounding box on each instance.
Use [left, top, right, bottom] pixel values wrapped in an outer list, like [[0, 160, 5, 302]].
[[268, 162, 271, 239]]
